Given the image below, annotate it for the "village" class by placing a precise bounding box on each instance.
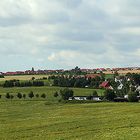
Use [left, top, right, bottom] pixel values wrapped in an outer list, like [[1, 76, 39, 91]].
[[68, 73, 140, 102], [0, 67, 140, 103], [1, 66, 140, 76]]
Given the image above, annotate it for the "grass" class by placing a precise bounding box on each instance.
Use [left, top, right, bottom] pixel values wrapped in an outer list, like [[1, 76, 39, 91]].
[[0, 101, 140, 140], [0, 76, 139, 139], [105, 74, 114, 79], [0, 86, 104, 102]]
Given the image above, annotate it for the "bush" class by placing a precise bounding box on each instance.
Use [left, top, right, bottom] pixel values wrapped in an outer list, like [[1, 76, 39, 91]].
[[5, 93, 10, 99], [33, 81, 44, 86], [32, 77, 35, 80], [10, 95, 14, 99], [0, 95, 2, 98], [36, 94, 39, 98], [17, 93, 22, 99], [128, 92, 139, 102], [23, 94, 26, 99], [41, 93, 46, 98], [28, 91, 34, 98], [104, 89, 116, 101], [0, 75, 4, 78], [3, 81, 14, 87], [3, 80, 45, 87], [54, 92, 59, 97], [92, 90, 98, 97], [60, 88, 74, 100]]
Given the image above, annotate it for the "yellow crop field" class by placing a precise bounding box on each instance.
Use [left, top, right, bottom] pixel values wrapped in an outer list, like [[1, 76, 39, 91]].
[[0, 75, 49, 81]]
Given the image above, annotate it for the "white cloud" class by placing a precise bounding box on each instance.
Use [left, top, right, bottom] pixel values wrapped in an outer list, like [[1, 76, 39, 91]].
[[48, 53, 56, 61], [37, 58, 44, 62], [0, 0, 139, 71]]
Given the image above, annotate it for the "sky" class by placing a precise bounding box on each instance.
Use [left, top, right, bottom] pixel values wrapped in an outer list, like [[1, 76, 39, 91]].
[[0, 0, 140, 72]]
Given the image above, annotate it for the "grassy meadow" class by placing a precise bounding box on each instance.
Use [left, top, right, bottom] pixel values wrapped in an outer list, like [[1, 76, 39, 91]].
[[105, 74, 114, 79], [0, 75, 140, 140], [0, 86, 104, 102], [0, 101, 140, 140]]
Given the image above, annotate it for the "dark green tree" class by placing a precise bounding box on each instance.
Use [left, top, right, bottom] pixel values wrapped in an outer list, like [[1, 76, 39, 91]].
[[10, 95, 14, 99], [32, 77, 35, 81], [5, 93, 10, 99], [17, 93, 22, 99], [28, 91, 34, 98], [36, 94, 39, 98], [41, 93, 46, 98], [54, 92, 59, 97], [23, 94, 26, 99], [3, 80, 14, 87], [0, 75, 4, 78], [92, 90, 98, 97], [128, 92, 138, 102], [60, 88, 74, 100], [104, 89, 116, 101]]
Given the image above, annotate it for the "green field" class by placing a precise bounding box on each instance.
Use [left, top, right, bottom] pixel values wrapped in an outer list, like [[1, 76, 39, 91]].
[[0, 77, 139, 140], [105, 74, 114, 79], [0, 86, 104, 102], [0, 101, 140, 140]]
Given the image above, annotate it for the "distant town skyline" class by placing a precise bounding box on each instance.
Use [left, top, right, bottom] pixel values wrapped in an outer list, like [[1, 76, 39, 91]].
[[1, 66, 140, 73], [0, 0, 139, 71]]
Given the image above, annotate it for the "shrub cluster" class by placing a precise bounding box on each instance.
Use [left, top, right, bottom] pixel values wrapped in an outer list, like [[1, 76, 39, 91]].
[[49, 75, 104, 88], [3, 80, 44, 88], [128, 92, 139, 102], [0, 75, 4, 78], [4, 92, 46, 99]]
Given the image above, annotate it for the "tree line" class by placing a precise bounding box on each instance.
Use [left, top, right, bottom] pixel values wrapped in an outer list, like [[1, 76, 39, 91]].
[[0, 91, 46, 99], [49, 75, 105, 88], [54, 88, 139, 103], [0, 75, 4, 78], [3, 80, 44, 88]]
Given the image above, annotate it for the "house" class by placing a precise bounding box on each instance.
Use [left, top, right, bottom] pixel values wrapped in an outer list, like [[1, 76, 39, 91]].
[[5, 72, 19, 75], [92, 96, 102, 101], [136, 86, 140, 94], [114, 77, 124, 90], [124, 95, 128, 99], [99, 81, 110, 89], [69, 96, 87, 101], [0, 72, 3, 75], [68, 96, 102, 101], [115, 77, 122, 83], [117, 83, 123, 90]]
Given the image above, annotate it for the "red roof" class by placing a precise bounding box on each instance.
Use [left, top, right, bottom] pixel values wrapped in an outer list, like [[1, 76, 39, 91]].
[[5, 72, 18, 75], [100, 81, 110, 88], [86, 74, 101, 79]]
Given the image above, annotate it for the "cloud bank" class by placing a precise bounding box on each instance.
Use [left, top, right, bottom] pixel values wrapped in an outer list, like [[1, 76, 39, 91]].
[[0, 0, 139, 71]]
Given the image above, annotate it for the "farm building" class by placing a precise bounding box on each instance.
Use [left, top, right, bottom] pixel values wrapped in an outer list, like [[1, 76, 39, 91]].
[[136, 86, 140, 94], [68, 96, 102, 101], [69, 96, 87, 101], [99, 81, 111, 89]]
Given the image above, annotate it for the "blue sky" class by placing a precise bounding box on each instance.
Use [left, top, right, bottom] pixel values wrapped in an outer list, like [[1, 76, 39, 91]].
[[0, 0, 140, 71]]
